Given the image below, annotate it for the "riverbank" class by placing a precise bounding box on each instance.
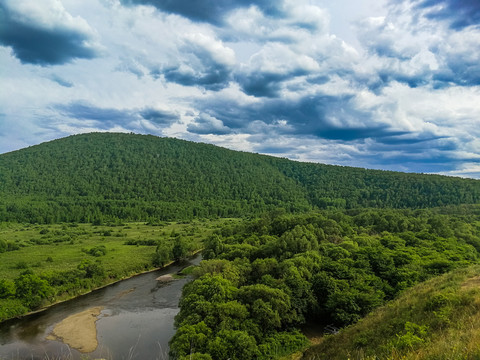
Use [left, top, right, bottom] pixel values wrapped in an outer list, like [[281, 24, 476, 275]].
[[0, 219, 226, 324], [0, 250, 202, 325], [0, 254, 204, 360]]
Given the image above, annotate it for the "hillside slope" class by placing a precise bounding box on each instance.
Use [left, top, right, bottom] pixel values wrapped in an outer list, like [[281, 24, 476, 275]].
[[302, 265, 480, 360], [0, 132, 479, 223]]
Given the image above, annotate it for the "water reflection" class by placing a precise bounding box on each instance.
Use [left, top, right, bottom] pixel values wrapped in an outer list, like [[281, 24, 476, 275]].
[[0, 255, 201, 360]]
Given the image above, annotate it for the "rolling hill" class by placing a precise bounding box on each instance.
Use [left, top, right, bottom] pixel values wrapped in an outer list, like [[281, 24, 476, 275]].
[[0, 132, 479, 223]]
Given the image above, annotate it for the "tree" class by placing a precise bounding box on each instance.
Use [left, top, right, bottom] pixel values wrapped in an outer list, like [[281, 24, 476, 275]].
[[173, 237, 189, 261], [169, 321, 212, 358], [14, 270, 52, 309], [77, 259, 105, 278], [154, 243, 172, 267], [207, 330, 259, 360]]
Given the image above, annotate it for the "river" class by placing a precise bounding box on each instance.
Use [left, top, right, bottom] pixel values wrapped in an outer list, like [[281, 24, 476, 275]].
[[0, 254, 201, 360]]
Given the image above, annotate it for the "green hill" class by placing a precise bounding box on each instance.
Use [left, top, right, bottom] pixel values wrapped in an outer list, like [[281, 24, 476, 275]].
[[302, 264, 480, 360], [0, 132, 479, 223]]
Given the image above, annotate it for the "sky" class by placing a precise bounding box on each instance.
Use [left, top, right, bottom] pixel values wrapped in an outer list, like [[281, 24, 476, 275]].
[[1, 0, 480, 178]]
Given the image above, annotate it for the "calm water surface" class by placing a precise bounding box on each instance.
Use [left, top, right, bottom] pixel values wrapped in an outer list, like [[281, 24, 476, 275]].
[[0, 254, 201, 360]]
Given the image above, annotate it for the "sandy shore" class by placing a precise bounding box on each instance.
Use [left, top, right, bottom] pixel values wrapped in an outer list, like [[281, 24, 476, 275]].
[[46, 306, 104, 353]]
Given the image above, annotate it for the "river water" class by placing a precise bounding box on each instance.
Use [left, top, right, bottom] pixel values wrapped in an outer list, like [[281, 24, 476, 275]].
[[0, 254, 201, 360]]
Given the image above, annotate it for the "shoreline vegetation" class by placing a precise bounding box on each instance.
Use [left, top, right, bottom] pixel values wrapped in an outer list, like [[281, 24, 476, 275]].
[[0, 220, 225, 324], [7, 257, 178, 323]]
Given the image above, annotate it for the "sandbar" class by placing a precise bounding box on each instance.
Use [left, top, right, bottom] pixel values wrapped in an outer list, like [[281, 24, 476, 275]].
[[156, 273, 174, 282], [46, 306, 104, 353]]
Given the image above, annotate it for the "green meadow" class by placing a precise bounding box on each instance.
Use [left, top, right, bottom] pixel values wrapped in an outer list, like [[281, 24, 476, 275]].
[[0, 219, 237, 321]]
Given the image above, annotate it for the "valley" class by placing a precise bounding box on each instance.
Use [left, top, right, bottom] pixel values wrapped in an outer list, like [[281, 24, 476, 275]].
[[1, 133, 480, 359]]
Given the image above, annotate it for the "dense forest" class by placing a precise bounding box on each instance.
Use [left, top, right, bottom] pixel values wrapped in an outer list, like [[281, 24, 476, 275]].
[[1, 133, 480, 223], [170, 207, 480, 359]]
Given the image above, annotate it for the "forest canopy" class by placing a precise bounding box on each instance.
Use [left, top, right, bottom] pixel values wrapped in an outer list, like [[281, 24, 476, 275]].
[[1, 133, 479, 224], [170, 207, 480, 359]]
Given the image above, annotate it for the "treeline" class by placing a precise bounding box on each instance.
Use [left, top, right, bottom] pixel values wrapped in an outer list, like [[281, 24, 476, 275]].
[[169, 207, 480, 359], [1, 133, 480, 223]]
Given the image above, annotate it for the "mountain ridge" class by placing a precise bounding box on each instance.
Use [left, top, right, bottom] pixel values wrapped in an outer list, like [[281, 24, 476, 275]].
[[1, 132, 479, 223]]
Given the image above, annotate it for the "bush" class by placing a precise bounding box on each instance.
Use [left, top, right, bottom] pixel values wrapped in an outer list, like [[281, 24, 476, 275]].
[[84, 245, 107, 257], [0, 299, 28, 322], [0, 279, 16, 298], [15, 261, 29, 269], [14, 270, 53, 309], [78, 259, 105, 278], [389, 322, 428, 350]]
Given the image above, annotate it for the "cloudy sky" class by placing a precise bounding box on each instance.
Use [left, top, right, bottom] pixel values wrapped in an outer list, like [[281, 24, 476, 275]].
[[1, 0, 480, 178]]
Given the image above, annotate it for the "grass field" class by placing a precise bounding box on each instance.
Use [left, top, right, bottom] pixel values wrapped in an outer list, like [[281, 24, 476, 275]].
[[0, 218, 238, 321]]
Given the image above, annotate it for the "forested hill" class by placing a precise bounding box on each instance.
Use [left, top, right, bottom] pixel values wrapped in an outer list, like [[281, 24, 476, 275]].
[[0, 132, 479, 223]]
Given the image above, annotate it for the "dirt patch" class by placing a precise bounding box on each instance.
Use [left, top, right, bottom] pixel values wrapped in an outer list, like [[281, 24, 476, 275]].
[[462, 276, 480, 290], [46, 306, 104, 353]]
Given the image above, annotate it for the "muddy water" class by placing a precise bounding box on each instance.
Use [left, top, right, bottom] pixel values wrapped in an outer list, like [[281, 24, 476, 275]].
[[0, 254, 201, 360]]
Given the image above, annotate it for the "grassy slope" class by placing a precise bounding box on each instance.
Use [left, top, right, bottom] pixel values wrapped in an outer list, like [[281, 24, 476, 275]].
[[303, 265, 480, 360]]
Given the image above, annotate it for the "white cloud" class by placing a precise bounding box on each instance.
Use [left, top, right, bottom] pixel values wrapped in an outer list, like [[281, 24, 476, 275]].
[[3, 0, 95, 34], [0, 0, 479, 178]]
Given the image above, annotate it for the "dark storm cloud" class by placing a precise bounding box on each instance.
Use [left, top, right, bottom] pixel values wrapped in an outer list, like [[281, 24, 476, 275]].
[[236, 72, 286, 97], [375, 134, 449, 146], [191, 94, 408, 141], [416, 0, 480, 29], [56, 102, 133, 128], [56, 102, 178, 128], [0, 2, 100, 66], [236, 67, 316, 97], [368, 145, 480, 174], [158, 34, 235, 90], [121, 0, 280, 24], [139, 108, 179, 125], [163, 64, 231, 90], [442, 57, 480, 86], [372, 136, 458, 158]]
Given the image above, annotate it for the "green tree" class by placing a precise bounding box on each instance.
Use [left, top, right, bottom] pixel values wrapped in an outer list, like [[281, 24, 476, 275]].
[[173, 237, 189, 261], [14, 270, 52, 309], [207, 329, 259, 360], [154, 243, 172, 267], [77, 259, 105, 278], [169, 321, 212, 358]]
